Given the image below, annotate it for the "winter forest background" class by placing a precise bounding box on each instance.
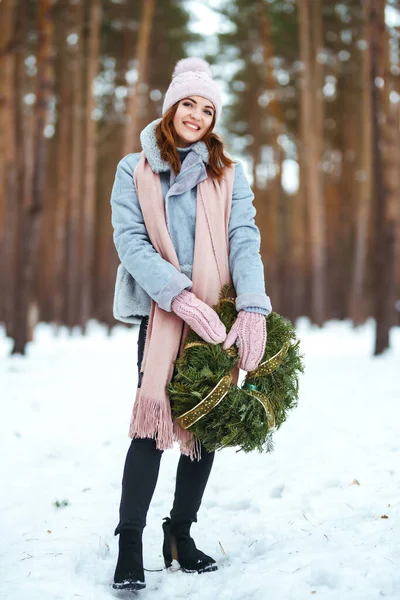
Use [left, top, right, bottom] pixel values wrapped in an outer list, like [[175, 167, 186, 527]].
[[2, 2, 400, 599], [1, 0, 400, 353]]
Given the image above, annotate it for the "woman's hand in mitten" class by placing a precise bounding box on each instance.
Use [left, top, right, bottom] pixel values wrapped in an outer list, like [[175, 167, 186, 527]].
[[223, 311, 267, 372], [171, 290, 226, 344]]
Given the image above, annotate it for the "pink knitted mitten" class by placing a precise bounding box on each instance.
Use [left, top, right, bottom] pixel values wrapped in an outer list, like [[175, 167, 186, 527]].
[[223, 311, 267, 372], [171, 290, 226, 344]]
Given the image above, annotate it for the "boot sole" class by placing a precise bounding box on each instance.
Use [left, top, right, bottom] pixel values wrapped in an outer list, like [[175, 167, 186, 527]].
[[182, 564, 218, 574], [165, 561, 218, 574], [112, 580, 146, 591]]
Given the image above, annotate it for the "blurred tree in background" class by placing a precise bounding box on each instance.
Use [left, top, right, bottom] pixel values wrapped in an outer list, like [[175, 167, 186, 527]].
[[0, 0, 399, 355], [216, 0, 400, 354]]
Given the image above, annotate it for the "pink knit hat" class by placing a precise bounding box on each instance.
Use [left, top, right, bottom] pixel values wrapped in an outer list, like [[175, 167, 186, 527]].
[[162, 58, 222, 123]]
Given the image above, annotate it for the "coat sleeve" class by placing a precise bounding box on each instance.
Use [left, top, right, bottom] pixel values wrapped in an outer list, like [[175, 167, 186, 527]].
[[228, 161, 272, 316], [110, 154, 192, 311]]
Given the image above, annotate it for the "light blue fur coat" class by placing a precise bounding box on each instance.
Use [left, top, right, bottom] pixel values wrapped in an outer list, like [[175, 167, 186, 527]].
[[110, 119, 272, 325]]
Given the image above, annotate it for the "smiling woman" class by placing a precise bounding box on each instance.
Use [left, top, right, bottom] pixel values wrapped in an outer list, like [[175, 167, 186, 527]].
[[109, 56, 272, 592]]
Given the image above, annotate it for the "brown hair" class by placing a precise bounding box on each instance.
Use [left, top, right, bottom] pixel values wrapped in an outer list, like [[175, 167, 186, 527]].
[[155, 102, 234, 180]]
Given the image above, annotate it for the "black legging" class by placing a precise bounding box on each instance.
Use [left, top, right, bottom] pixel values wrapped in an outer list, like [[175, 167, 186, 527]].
[[114, 316, 215, 535]]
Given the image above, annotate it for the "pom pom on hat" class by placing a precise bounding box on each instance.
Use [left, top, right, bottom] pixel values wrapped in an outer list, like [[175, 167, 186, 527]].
[[162, 57, 222, 123], [173, 58, 212, 78]]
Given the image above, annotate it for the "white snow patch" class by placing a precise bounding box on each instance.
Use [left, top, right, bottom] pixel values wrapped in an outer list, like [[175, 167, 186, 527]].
[[1, 319, 400, 599]]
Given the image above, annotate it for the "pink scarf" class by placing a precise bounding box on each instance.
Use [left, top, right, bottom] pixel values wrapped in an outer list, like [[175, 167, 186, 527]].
[[129, 152, 236, 459]]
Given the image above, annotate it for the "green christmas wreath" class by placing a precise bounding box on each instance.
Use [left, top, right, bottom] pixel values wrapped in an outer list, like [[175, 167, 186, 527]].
[[167, 285, 304, 454]]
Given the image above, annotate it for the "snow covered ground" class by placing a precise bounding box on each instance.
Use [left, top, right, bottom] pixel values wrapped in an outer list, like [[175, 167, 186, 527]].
[[1, 319, 399, 600]]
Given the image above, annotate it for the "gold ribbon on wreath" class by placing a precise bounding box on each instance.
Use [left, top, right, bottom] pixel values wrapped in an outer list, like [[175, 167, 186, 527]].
[[246, 342, 290, 378], [241, 386, 276, 429], [175, 339, 290, 431], [175, 375, 233, 429]]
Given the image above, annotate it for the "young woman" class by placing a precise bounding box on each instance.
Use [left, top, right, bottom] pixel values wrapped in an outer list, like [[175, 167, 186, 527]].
[[110, 58, 272, 591]]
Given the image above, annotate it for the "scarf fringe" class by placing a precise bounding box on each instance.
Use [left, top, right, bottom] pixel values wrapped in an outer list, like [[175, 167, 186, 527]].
[[173, 421, 202, 461], [129, 392, 201, 461], [129, 393, 174, 450]]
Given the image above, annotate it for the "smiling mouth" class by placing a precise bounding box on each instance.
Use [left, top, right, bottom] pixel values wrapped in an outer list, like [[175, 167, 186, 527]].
[[183, 122, 200, 132]]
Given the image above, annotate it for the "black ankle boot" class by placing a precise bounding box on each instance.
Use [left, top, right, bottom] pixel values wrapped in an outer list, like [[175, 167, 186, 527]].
[[162, 517, 218, 574], [113, 530, 146, 591]]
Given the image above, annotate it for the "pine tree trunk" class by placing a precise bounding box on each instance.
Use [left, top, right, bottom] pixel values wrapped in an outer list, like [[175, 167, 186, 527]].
[[123, 0, 155, 156], [335, 71, 358, 319], [325, 176, 340, 318], [53, 4, 71, 325], [370, 0, 394, 355], [349, 0, 373, 325], [394, 105, 400, 325], [290, 181, 307, 321], [38, 127, 56, 323], [20, 8, 37, 342], [0, 0, 17, 333], [298, 0, 326, 325], [94, 133, 121, 325], [12, 0, 54, 354], [257, 3, 285, 312], [379, 0, 398, 331], [66, 0, 84, 328], [81, 0, 101, 329]]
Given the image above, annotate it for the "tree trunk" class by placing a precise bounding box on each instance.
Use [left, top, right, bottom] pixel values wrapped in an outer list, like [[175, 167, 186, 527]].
[[257, 3, 285, 313], [123, 0, 155, 156], [12, 0, 54, 354], [336, 71, 358, 320], [81, 0, 101, 329], [66, 0, 84, 328], [290, 181, 307, 321], [349, 0, 373, 325], [52, 4, 71, 325], [371, 0, 395, 355], [394, 104, 400, 325], [379, 0, 398, 330], [298, 0, 326, 325], [0, 0, 17, 332]]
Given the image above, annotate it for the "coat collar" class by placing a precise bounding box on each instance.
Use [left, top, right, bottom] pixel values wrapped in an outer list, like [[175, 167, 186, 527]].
[[140, 118, 209, 173]]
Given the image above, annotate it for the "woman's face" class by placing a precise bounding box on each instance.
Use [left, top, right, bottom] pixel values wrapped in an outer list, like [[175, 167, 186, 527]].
[[172, 95, 215, 147]]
